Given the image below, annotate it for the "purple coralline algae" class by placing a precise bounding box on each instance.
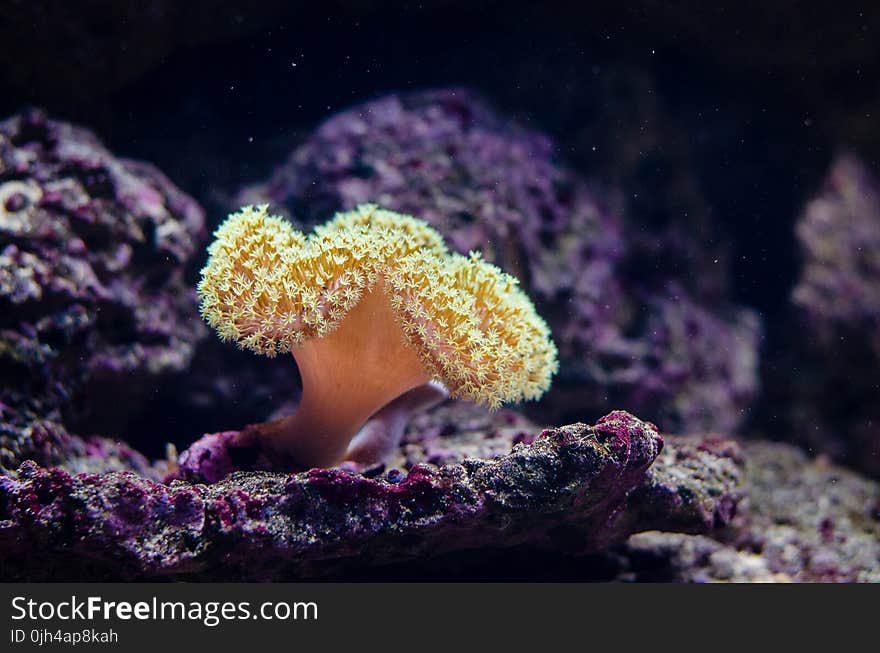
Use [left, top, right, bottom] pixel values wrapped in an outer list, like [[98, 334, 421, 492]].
[[0, 411, 744, 580], [793, 154, 880, 345], [0, 406, 159, 479], [621, 441, 880, 582], [777, 154, 880, 475], [0, 110, 206, 473], [580, 284, 761, 435], [237, 88, 760, 435]]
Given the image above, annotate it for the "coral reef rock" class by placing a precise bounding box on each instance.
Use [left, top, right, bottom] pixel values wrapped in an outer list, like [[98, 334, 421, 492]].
[[793, 154, 880, 345], [769, 154, 880, 475], [0, 411, 743, 580], [0, 110, 206, 472], [618, 441, 880, 582]]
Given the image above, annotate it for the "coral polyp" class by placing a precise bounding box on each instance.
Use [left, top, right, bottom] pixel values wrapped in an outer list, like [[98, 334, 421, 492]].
[[197, 203, 558, 467]]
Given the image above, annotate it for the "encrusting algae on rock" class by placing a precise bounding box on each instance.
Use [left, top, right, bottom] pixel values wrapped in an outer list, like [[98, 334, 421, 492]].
[[197, 204, 558, 468]]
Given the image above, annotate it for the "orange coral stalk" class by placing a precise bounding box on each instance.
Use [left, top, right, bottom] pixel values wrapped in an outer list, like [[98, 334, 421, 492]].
[[258, 280, 430, 467]]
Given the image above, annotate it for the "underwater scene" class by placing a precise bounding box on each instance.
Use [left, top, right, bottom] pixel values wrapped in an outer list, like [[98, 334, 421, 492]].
[[1, 1, 878, 582]]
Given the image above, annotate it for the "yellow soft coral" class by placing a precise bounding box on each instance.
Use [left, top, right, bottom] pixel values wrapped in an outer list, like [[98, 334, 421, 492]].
[[198, 203, 558, 467]]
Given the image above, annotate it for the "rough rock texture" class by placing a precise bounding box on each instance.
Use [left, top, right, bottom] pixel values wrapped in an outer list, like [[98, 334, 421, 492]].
[[392, 401, 541, 469], [620, 434, 742, 537], [618, 441, 880, 582], [175, 400, 541, 483], [622, 532, 792, 582], [591, 284, 761, 435], [0, 411, 744, 580], [0, 110, 206, 472], [236, 88, 761, 436], [793, 154, 880, 344], [0, 410, 161, 480], [765, 154, 880, 475]]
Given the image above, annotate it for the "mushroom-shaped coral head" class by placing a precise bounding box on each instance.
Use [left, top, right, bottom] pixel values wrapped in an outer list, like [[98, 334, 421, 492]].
[[198, 204, 558, 468]]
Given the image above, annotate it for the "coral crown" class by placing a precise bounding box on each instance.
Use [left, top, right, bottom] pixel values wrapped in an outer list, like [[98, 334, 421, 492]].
[[198, 204, 558, 406]]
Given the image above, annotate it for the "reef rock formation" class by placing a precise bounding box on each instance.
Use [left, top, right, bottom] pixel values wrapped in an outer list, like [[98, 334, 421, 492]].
[[793, 154, 880, 344], [620, 441, 880, 582], [0, 110, 206, 473], [0, 411, 744, 580], [766, 154, 880, 475], [237, 88, 761, 436]]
